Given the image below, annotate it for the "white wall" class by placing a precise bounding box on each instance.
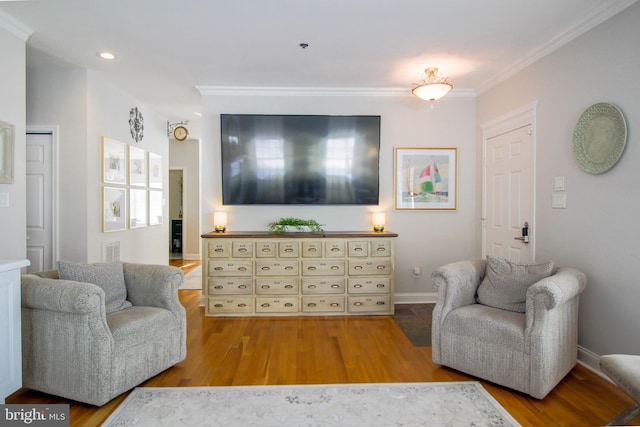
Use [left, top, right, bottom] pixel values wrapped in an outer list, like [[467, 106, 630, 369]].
[[477, 3, 640, 360], [26, 49, 170, 265], [0, 24, 28, 260], [169, 138, 200, 259], [201, 93, 478, 300]]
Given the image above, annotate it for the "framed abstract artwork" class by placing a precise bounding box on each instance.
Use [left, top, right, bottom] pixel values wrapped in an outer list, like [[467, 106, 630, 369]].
[[129, 188, 148, 228], [103, 187, 127, 232], [129, 146, 147, 187], [394, 147, 458, 210], [148, 152, 162, 189], [102, 137, 127, 184]]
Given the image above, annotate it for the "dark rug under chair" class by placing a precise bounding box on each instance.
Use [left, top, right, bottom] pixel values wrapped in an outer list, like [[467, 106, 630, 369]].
[[392, 304, 434, 347]]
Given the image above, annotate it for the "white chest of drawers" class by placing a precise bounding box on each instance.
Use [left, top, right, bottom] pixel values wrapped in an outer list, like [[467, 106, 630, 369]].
[[201, 231, 397, 317]]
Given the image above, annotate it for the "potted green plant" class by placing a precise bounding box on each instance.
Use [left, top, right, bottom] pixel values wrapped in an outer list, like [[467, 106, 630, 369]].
[[267, 217, 325, 234]]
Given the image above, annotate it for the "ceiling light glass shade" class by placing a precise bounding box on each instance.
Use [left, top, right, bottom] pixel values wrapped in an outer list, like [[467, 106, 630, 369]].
[[412, 67, 453, 101]]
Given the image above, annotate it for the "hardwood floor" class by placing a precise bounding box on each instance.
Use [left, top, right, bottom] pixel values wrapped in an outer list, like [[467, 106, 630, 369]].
[[169, 258, 201, 275], [7, 288, 639, 426]]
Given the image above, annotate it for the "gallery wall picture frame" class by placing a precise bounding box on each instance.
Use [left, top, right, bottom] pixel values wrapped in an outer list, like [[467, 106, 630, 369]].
[[394, 147, 458, 210], [0, 120, 14, 184], [148, 152, 162, 189], [149, 189, 163, 226], [129, 188, 148, 228], [102, 137, 127, 184], [103, 187, 127, 232], [129, 145, 147, 187]]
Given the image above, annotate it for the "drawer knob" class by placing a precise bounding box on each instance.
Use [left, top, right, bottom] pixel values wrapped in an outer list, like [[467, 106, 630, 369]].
[[308, 248, 317, 252], [307, 303, 317, 307], [354, 284, 363, 288], [330, 247, 340, 252], [377, 247, 386, 251], [330, 266, 339, 270], [377, 265, 386, 270], [261, 303, 270, 308], [285, 266, 294, 270], [239, 285, 247, 289], [331, 284, 340, 288], [238, 248, 248, 252], [261, 266, 271, 270], [285, 285, 293, 289], [214, 303, 223, 308], [261, 285, 270, 289], [354, 266, 363, 270], [308, 285, 317, 289], [214, 285, 223, 289], [238, 267, 247, 271], [377, 283, 385, 288], [376, 301, 386, 305], [214, 248, 224, 252], [330, 303, 340, 307], [214, 267, 223, 271], [284, 303, 294, 307], [354, 302, 363, 306], [261, 248, 271, 252], [238, 303, 247, 308], [308, 266, 317, 271], [284, 248, 294, 252], [354, 247, 363, 251]]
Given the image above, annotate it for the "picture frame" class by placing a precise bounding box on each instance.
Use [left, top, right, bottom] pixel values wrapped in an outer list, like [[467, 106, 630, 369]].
[[103, 187, 127, 232], [148, 152, 162, 189], [129, 188, 148, 228], [129, 146, 147, 187], [149, 189, 163, 225], [102, 137, 127, 184], [0, 120, 14, 184], [394, 147, 458, 210]]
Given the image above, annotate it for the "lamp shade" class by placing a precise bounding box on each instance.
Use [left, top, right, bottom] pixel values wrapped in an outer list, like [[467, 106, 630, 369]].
[[213, 212, 227, 232], [372, 212, 385, 232]]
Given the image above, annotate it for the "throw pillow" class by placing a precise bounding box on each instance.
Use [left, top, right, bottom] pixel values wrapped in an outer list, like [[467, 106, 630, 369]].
[[57, 260, 132, 314], [476, 255, 554, 313]]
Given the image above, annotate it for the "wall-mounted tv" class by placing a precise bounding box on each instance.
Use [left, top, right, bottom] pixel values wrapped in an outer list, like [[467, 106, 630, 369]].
[[220, 114, 381, 205]]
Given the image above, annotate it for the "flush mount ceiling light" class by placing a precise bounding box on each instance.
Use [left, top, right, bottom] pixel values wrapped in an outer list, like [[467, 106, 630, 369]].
[[97, 51, 116, 60], [412, 67, 453, 102]]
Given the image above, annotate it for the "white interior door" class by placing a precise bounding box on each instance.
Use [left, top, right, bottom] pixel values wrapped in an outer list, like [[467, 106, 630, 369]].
[[483, 124, 534, 263], [26, 131, 55, 273]]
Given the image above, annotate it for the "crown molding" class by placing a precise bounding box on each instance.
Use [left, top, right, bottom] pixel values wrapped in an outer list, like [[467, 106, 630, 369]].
[[476, 0, 638, 94], [197, 86, 475, 98], [0, 10, 33, 41]]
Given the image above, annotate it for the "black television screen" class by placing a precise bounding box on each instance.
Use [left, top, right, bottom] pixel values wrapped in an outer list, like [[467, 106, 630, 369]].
[[220, 114, 381, 205]]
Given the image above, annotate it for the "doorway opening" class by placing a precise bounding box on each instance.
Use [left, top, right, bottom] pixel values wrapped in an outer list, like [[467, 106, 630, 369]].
[[169, 169, 183, 260]]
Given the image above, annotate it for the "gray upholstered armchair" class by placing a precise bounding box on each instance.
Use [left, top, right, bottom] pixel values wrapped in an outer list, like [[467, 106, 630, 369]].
[[21, 262, 186, 406], [431, 258, 587, 399]]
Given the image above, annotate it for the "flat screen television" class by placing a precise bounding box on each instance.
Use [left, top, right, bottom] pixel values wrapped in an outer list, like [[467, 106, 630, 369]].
[[220, 114, 381, 205]]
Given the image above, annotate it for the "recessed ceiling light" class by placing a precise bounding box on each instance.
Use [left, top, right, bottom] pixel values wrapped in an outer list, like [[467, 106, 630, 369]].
[[97, 51, 116, 60]]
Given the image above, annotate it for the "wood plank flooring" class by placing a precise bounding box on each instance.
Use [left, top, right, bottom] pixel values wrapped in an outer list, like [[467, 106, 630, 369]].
[[7, 265, 640, 426]]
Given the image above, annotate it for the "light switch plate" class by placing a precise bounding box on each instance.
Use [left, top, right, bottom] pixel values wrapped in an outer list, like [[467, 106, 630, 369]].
[[554, 176, 565, 191], [552, 193, 567, 209]]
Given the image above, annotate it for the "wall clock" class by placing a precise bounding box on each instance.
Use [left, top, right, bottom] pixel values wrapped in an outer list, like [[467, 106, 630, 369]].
[[129, 107, 144, 143], [173, 125, 189, 141]]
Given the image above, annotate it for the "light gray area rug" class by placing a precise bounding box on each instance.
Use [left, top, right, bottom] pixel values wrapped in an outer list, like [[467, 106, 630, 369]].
[[179, 266, 202, 290], [102, 382, 520, 426]]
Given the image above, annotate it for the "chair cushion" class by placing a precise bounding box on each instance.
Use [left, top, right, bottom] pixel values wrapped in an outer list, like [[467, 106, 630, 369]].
[[57, 260, 132, 314], [476, 255, 554, 313]]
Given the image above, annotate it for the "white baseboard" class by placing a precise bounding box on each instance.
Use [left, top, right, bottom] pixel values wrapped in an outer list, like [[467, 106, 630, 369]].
[[577, 345, 613, 382], [394, 292, 437, 304]]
